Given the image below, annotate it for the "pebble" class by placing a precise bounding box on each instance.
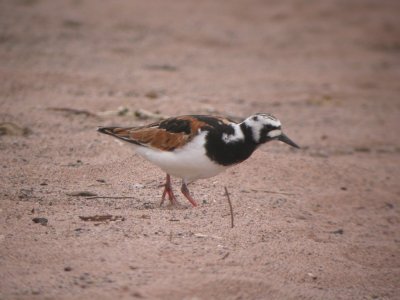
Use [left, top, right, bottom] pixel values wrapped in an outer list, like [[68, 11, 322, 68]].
[[331, 229, 344, 235], [307, 273, 318, 280], [32, 217, 48, 226]]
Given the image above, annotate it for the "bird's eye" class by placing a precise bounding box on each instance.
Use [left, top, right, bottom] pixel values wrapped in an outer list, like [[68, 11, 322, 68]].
[[252, 116, 258, 121]]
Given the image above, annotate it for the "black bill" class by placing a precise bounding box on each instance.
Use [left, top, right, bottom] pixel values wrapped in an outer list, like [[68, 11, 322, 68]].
[[278, 134, 300, 149]]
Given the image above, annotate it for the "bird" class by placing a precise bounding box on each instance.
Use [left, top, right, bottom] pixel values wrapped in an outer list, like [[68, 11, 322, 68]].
[[97, 113, 299, 207]]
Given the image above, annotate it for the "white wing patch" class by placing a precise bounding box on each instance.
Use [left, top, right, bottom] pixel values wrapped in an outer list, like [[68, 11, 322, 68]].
[[222, 124, 244, 143]]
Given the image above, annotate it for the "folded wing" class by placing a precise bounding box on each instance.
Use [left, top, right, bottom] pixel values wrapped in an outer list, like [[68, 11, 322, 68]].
[[97, 115, 217, 151]]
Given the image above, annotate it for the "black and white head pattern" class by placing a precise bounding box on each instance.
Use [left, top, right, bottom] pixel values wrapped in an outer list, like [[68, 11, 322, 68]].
[[243, 113, 282, 144]]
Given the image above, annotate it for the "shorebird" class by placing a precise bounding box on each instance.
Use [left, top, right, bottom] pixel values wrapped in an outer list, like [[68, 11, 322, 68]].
[[98, 113, 299, 207]]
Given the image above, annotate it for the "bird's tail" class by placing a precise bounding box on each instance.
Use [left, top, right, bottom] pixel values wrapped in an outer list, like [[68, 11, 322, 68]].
[[97, 126, 118, 135], [97, 126, 141, 145]]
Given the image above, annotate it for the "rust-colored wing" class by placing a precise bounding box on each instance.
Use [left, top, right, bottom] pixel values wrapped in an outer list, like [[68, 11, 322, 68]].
[[97, 115, 229, 151]]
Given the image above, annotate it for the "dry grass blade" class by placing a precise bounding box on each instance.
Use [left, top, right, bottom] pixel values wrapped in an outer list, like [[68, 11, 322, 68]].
[[224, 186, 234, 228], [47, 107, 97, 117], [79, 215, 125, 222], [85, 196, 137, 200]]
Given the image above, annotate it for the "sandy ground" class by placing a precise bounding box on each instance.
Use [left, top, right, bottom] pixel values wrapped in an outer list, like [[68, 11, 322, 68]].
[[1, 0, 400, 299]]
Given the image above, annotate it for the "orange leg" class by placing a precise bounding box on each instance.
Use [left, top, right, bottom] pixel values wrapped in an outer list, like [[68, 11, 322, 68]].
[[181, 181, 198, 207], [160, 174, 178, 206]]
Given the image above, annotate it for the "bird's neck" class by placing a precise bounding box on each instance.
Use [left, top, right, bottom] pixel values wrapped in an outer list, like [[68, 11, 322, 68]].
[[204, 123, 258, 166], [239, 122, 260, 145]]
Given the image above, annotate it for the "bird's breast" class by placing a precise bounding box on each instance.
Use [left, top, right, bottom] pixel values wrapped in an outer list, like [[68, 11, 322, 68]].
[[134, 131, 227, 182]]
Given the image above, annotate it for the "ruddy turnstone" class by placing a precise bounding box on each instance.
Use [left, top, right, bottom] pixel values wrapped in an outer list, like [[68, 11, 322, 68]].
[[98, 113, 299, 207]]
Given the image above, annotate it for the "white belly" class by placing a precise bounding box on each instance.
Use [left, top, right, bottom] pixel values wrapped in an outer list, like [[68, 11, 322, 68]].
[[133, 131, 227, 183]]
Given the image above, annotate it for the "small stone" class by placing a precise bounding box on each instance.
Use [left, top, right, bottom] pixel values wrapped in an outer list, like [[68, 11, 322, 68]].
[[145, 64, 177, 72], [131, 291, 144, 298], [32, 217, 48, 226], [145, 90, 159, 99], [385, 202, 394, 209], [64, 266, 72, 272], [307, 272, 317, 280], [354, 147, 371, 153], [31, 289, 41, 295]]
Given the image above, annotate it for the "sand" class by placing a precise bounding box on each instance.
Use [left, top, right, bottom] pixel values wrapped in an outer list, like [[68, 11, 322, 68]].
[[0, 0, 399, 299]]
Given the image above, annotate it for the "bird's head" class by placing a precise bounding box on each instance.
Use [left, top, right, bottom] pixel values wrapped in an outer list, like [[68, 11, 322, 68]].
[[242, 113, 300, 148]]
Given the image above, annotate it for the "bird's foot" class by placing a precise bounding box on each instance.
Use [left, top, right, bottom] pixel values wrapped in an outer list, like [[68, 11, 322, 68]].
[[160, 174, 179, 207], [181, 182, 198, 207]]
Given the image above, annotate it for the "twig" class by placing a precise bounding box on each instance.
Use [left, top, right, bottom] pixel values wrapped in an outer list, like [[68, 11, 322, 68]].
[[251, 189, 296, 196], [221, 252, 230, 260], [85, 196, 137, 200], [79, 215, 125, 222], [224, 186, 234, 228], [47, 107, 97, 117]]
